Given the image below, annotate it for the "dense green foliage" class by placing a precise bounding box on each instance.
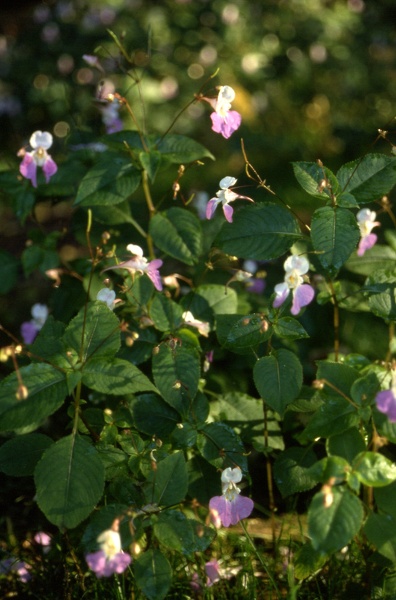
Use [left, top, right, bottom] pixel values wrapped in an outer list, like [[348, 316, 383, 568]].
[[2, 1, 396, 599]]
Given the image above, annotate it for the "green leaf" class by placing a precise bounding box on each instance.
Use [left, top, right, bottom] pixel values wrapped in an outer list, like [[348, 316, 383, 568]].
[[152, 342, 200, 416], [317, 360, 360, 397], [375, 480, 396, 519], [337, 154, 396, 204], [145, 452, 188, 507], [212, 392, 284, 451], [294, 542, 328, 580], [82, 358, 158, 395], [132, 394, 179, 437], [308, 487, 363, 553], [187, 456, 220, 504], [366, 268, 396, 320], [352, 452, 396, 487], [149, 208, 202, 265], [0, 364, 68, 432], [311, 206, 360, 276], [30, 316, 68, 368], [197, 422, 247, 471], [273, 316, 309, 340], [139, 150, 161, 181], [307, 456, 350, 484], [62, 301, 120, 364], [253, 349, 303, 416], [149, 293, 184, 332], [303, 397, 359, 440], [0, 249, 19, 294], [345, 244, 396, 276], [155, 133, 214, 163], [134, 549, 172, 600], [215, 202, 301, 260], [0, 433, 53, 476], [326, 428, 366, 463], [273, 447, 318, 497], [35, 435, 105, 528], [216, 313, 272, 354], [153, 510, 215, 554], [74, 154, 141, 206], [182, 284, 238, 324], [364, 512, 396, 562], [292, 161, 340, 200]]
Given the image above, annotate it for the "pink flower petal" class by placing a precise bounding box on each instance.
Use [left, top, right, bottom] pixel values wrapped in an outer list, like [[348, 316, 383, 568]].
[[42, 156, 58, 183], [206, 198, 220, 220], [291, 284, 315, 315], [147, 259, 163, 291], [210, 111, 241, 139], [209, 493, 253, 527], [222, 203, 234, 223], [357, 233, 377, 256], [273, 283, 289, 309], [376, 389, 396, 422], [19, 153, 38, 187]]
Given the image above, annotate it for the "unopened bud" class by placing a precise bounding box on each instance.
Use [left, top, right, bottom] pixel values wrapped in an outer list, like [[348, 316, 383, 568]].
[[312, 379, 325, 390], [173, 381, 182, 390], [16, 385, 28, 400]]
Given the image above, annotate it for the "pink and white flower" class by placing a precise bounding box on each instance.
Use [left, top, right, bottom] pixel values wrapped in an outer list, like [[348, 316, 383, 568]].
[[182, 311, 210, 337], [375, 371, 396, 422], [273, 255, 314, 316], [209, 467, 254, 528], [102, 244, 163, 291], [85, 529, 131, 579], [19, 131, 57, 187], [21, 303, 49, 344], [96, 288, 119, 309], [206, 176, 253, 223], [210, 86, 241, 139], [356, 208, 380, 256]]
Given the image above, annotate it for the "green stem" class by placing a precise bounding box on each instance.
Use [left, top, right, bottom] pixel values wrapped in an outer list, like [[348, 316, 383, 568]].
[[240, 519, 281, 598], [328, 279, 340, 361], [141, 169, 155, 259], [72, 380, 82, 436]]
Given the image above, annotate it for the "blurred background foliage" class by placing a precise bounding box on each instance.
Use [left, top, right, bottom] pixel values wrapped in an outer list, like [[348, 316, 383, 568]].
[[0, 0, 395, 358]]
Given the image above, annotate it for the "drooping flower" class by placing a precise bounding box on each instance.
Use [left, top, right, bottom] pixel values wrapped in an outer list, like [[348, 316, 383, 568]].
[[34, 531, 52, 554], [21, 303, 49, 344], [96, 288, 118, 309], [273, 255, 315, 316], [85, 529, 131, 578], [102, 244, 163, 291], [209, 467, 254, 528], [182, 311, 210, 337], [205, 560, 221, 586], [356, 208, 380, 256], [375, 373, 396, 422], [99, 98, 123, 134], [19, 131, 57, 187], [206, 176, 253, 223], [210, 86, 241, 139]]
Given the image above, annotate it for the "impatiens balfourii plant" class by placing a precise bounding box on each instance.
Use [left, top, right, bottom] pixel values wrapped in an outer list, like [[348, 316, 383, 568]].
[[3, 31, 396, 599]]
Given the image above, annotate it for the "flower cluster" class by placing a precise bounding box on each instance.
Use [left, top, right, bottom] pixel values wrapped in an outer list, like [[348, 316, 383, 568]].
[[206, 176, 253, 223], [210, 85, 241, 139], [85, 528, 131, 578], [209, 467, 254, 528], [20, 303, 49, 344], [356, 208, 380, 256], [102, 244, 163, 291], [273, 255, 315, 316], [18, 131, 57, 188]]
